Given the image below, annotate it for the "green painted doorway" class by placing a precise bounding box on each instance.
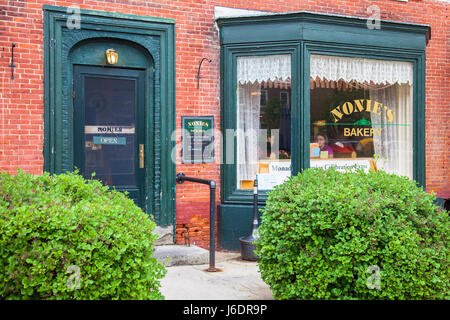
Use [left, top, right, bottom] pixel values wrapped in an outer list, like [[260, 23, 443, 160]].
[[73, 65, 146, 209]]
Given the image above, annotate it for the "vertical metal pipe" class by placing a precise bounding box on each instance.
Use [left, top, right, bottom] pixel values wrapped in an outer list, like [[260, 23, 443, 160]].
[[209, 181, 216, 271], [176, 173, 217, 271], [253, 178, 258, 228]]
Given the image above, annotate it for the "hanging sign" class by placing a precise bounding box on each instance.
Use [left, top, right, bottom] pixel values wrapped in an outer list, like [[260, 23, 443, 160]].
[[182, 116, 214, 163], [93, 136, 126, 145], [85, 125, 135, 134]]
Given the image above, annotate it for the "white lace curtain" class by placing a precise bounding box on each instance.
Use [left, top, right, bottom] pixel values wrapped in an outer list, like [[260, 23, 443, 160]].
[[237, 55, 291, 186], [237, 54, 291, 84], [237, 82, 260, 182], [369, 84, 413, 178], [310, 54, 413, 85]]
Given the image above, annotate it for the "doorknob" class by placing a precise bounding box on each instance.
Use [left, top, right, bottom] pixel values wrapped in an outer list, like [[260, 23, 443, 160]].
[[139, 144, 144, 168]]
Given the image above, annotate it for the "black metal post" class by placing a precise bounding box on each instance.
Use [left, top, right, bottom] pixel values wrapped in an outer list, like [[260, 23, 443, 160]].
[[239, 178, 260, 261], [209, 180, 216, 271], [176, 172, 217, 272], [252, 179, 258, 232]]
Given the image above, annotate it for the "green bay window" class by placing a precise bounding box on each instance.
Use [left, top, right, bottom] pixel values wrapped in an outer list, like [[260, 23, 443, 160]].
[[309, 55, 414, 178], [221, 44, 300, 205], [217, 11, 429, 250], [236, 54, 292, 190]]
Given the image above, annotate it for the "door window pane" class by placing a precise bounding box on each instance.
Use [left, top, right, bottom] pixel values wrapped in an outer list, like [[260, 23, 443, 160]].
[[309, 55, 413, 178], [236, 54, 291, 190], [83, 76, 136, 186]]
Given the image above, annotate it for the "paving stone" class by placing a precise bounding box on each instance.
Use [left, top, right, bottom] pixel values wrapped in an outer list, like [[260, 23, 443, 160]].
[[160, 252, 273, 300], [154, 245, 209, 266]]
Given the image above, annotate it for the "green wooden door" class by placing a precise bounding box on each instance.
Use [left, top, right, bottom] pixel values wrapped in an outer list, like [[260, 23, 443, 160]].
[[74, 65, 146, 209]]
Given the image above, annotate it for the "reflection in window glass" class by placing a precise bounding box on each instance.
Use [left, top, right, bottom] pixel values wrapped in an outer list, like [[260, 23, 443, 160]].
[[236, 54, 291, 190], [84, 76, 136, 186], [310, 55, 413, 178], [260, 89, 268, 106]]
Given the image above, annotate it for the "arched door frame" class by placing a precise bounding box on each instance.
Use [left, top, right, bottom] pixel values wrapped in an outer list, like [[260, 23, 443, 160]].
[[43, 5, 175, 228]]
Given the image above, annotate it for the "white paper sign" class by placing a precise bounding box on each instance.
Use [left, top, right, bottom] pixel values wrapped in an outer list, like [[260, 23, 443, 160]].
[[258, 161, 291, 190], [257, 173, 290, 190], [310, 159, 371, 172], [269, 161, 291, 175]]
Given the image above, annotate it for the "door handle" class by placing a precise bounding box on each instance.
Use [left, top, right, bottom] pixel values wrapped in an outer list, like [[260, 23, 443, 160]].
[[139, 144, 144, 168]]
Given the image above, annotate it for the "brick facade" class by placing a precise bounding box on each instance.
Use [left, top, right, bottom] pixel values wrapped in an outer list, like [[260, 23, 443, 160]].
[[0, 0, 448, 249]]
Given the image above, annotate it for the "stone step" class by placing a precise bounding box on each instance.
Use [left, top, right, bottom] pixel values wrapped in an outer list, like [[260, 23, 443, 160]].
[[154, 225, 174, 246], [154, 245, 209, 267]]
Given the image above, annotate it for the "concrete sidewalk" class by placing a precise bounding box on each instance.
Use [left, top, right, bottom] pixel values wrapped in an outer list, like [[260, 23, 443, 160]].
[[160, 251, 273, 300]]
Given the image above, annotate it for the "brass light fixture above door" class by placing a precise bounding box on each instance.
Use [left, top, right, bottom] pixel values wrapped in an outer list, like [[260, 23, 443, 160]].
[[105, 48, 118, 65]]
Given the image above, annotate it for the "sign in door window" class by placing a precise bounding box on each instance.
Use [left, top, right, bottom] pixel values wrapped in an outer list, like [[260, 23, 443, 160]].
[[83, 76, 136, 186]]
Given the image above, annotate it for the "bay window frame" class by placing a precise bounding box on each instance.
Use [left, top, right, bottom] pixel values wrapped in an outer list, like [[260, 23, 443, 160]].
[[218, 12, 429, 205], [302, 43, 426, 186], [221, 44, 301, 204]]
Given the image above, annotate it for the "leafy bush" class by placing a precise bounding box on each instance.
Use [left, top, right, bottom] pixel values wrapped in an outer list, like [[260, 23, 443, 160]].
[[255, 168, 449, 299], [0, 170, 166, 299]]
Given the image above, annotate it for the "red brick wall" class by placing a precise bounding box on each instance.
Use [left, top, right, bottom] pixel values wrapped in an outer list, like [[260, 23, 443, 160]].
[[0, 0, 449, 249]]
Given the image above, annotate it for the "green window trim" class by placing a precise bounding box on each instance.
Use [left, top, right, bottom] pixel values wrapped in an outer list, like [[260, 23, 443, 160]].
[[43, 5, 176, 226], [221, 44, 301, 204], [218, 11, 429, 205]]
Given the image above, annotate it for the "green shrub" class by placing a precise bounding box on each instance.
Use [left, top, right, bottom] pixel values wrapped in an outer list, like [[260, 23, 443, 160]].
[[255, 168, 449, 300], [0, 170, 166, 299]]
